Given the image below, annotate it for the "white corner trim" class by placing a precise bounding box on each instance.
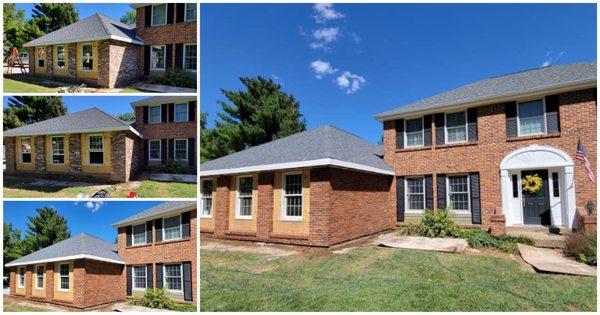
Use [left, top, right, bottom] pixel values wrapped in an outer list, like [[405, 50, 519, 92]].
[[5, 254, 125, 267]]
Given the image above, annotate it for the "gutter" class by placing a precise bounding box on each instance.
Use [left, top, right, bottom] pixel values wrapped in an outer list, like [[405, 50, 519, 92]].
[[23, 34, 143, 47], [4, 126, 143, 139], [111, 204, 197, 228]]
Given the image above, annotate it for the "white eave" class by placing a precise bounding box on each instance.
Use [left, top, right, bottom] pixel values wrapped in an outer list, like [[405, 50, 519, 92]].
[[130, 96, 197, 108], [5, 254, 125, 267], [111, 204, 197, 228], [4, 126, 143, 138], [23, 35, 143, 48]]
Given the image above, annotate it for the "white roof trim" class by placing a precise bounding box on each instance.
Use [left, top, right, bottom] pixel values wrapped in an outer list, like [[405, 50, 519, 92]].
[[5, 254, 125, 267], [112, 204, 197, 228], [130, 96, 197, 107], [200, 158, 394, 177], [4, 125, 142, 138], [23, 34, 142, 47]]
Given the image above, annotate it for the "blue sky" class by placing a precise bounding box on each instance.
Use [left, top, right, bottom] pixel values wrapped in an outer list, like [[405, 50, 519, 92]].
[[201, 3, 596, 143], [4, 201, 163, 243], [15, 3, 133, 22], [3, 96, 144, 116]]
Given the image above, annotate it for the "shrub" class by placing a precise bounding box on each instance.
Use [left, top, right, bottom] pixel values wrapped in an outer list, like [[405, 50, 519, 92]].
[[564, 232, 597, 266], [160, 159, 189, 174], [148, 68, 196, 88], [128, 289, 196, 311], [417, 208, 459, 237]]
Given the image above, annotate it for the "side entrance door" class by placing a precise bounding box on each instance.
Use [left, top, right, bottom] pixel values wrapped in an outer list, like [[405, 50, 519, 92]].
[[521, 170, 551, 225]]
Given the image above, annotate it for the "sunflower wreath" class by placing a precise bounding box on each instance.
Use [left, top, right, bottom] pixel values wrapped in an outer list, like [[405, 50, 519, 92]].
[[522, 174, 543, 193]]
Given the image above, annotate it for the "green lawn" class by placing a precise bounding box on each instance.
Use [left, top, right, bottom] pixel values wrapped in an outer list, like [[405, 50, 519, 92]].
[[3, 76, 145, 93], [3, 304, 49, 312], [200, 247, 597, 311]]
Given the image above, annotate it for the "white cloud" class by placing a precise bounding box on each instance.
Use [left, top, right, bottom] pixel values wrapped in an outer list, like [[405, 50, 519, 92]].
[[313, 27, 339, 43], [314, 3, 344, 23], [335, 71, 366, 94], [84, 201, 104, 212], [310, 59, 337, 79], [542, 51, 565, 67]]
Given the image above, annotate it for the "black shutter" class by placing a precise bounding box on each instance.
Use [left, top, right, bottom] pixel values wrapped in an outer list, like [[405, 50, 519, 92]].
[[155, 264, 163, 289], [126, 226, 132, 247], [505, 101, 518, 138], [182, 211, 191, 238], [161, 139, 167, 165], [396, 176, 404, 222], [146, 264, 153, 289], [168, 139, 174, 160], [423, 115, 432, 147], [467, 108, 478, 142], [144, 6, 151, 27], [437, 174, 446, 209], [167, 4, 175, 24], [175, 44, 184, 69], [188, 138, 195, 167], [188, 101, 196, 121], [126, 265, 132, 296], [183, 262, 192, 301], [143, 140, 148, 166], [165, 44, 173, 69], [146, 221, 152, 244], [161, 104, 167, 123], [469, 173, 482, 224], [143, 106, 148, 124], [435, 113, 445, 145], [143, 46, 150, 76], [545, 95, 560, 133], [176, 3, 185, 23], [425, 175, 433, 209], [395, 119, 404, 150], [512, 174, 518, 198], [155, 219, 163, 242], [552, 172, 560, 197], [168, 103, 175, 122]]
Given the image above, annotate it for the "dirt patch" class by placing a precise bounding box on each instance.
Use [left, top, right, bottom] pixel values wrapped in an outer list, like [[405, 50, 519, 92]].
[[201, 238, 299, 259], [4, 294, 77, 311]]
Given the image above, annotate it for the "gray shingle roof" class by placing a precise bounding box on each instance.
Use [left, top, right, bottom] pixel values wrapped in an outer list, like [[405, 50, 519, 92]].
[[24, 13, 142, 47], [200, 125, 394, 176], [112, 201, 197, 227], [3, 107, 141, 137], [5, 233, 124, 267], [375, 62, 597, 120]]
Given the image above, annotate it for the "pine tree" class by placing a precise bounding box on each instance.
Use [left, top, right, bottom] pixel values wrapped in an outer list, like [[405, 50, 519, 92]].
[[31, 3, 79, 34], [24, 207, 71, 252], [4, 96, 67, 130]]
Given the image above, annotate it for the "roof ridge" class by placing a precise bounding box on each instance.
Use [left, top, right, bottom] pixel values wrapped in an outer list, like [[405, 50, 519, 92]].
[[94, 13, 111, 37], [90, 107, 129, 126]]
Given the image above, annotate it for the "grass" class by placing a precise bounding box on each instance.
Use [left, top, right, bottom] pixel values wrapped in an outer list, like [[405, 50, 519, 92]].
[[113, 180, 197, 198], [200, 247, 597, 311], [3, 76, 145, 93], [3, 297, 52, 312]]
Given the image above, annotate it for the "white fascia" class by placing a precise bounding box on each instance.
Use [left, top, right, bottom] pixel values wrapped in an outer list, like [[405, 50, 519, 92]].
[[4, 126, 142, 139], [23, 35, 143, 48], [111, 204, 197, 228], [5, 254, 125, 267]]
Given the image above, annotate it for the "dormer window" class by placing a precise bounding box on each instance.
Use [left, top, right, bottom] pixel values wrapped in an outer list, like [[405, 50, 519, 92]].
[[518, 99, 546, 136], [404, 117, 424, 148]]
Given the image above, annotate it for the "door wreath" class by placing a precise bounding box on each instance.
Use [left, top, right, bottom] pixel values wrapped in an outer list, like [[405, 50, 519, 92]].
[[522, 174, 543, 193]]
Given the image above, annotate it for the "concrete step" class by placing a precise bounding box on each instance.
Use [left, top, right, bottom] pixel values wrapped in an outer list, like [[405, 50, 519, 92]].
[[506, 226, 569, 249]]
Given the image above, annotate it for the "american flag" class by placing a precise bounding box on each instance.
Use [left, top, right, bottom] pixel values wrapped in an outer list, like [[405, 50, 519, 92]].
[[576, 140, 595, 184]]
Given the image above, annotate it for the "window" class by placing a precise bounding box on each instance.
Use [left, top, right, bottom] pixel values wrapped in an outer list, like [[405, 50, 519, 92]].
[[163, 215, 181, 241], [150, 45, 166, 70], [282, 173, 303, 220], [59, 264, 69, 291], [512, 174, 519, 198], [36, 47, 45, 68], [447, 175, 470, 212], [51, 136, 65, 164], [18, 267, 25, 288], [151, 4, 167, 26], [149, 106, 161, 124], [406, 177, 425, 211], [149, 140, 161, 161], [81, 44, 93, 71], [56, 46, 66, 68], [518, 99, 546, 136], [164, 264, 182, 292], [174, 139, 188, 161], [132, 223, 146, 245], [184, 3, 196, 22], [200, 180, 213, 217], [445, 111, 467, 143], [404, 118, 423, 147], [236, 176, 253, 218], [183, 44, 197, 71], [20, 138, 32, 163], [35, 265, 44, 289], [133, 266, 147, 290], [552, 172, 560, 197], [174, 103, 188, 122], [88, 135, 104, 165]]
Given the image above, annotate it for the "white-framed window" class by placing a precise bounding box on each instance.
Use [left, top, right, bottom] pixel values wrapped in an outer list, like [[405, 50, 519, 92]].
[[236, 176, 253, 219], [151, 4, 167, 26], [20, 138, 32, 164], [282, 173, 303, 221], [174, 103, 188, 122], [132, 223, 147, 245], [35, 265, 44, 289], [184, 3, 196, 22], [149, 140, 161, 161], [164, 264, 183, 292], [81, 43, 93, 71], [59, 263, 70, 291], [88, 135, 104, 165], [174, 139, 188, 161], [150, 45, 166, 70], [517, 99, 546, 136], [200, 180, 213, 218], [56, 45, 66, 68], [18, 267, 25, 288], [36, 47, 45, 68], [149, 105, 161, 124], [183, 44, 197, 71], [405, 177, 425, 212], [404, 117, 424, 148], [447, 175, 470, 212], [51, 136, 65, 164], [163, 214, 182, 241], [132, 265, 147, 290], [445, 111, 468, 143]]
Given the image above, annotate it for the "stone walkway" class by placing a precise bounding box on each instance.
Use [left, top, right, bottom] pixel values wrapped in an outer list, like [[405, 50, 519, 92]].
[[144, 172, 197, 183], [377, 233, 468, 253], [132, 83, 196, 93], [518, 244, 596, 276], [112, 302, 170, 312]]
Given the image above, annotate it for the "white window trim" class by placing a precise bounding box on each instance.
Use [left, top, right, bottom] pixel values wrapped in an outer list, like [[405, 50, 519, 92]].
[[444, 110, 468, 144], [132, 223, 147, 246], [88, 134, 104, 166], [446, 174, 471, 213], [405, 176, 426, 213], [200, 179, 214, 218], [173, 139, 189, 161], [150, 45, 166, 71], [174, 103, 189, 122], [163, 264, 184, 293], [58, 263, 70, 292], [50, 136, 65, 165], [81, 43, 94, 72], [148, 105, 162, 124], [184, 3, 197, 22], [55, 45, 66, 69], [18, 267, 25, 288], [517, 98, 547, 137], [132, 265, 147, 291], [148, 140, 162, 161], [235, 175, 254, 220], [404, 116, 424, 148], [162, 214, 183, 241], [35, 265, 44, 290], [281, 172, 303, 221], [19, 138, 32, 164], [151, 4, 168, 27], [182, 44, 197, 72]]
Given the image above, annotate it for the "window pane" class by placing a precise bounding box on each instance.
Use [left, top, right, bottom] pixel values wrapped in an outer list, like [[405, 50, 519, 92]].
[[448, 176, 468, 193], [201, 180, 213, 196], [447, 126, 467, 142], [151, 46, 165, 69], [446, 112, 466, 127], [165, 265, 182, 291], [519, 100, 545, 135], [175, 140, 187, 160], [89, 136, 103, 150], [406, 132, 423, 146], [284, 174, 302, 195], [184, 45, 197, 70], [164, 216, 179, 229], [185, 4, 196, 21], [407, 178, 424, 193], [201, 181, 213, 216], [409, 195, 424, 210], [56, 46, 65, 67], [133, 224, 146, 244], [82, 45, 93, 70], [149, 141, 161, 159], [90, 152, 104, 164], [175, 104, 188, 121], [239, 197, 252, 216], [238, 177, 253, 195], [149, 106, 161, 123], [52, 137, 64, 154], [405, 118, 422, 133], [286, 196, 302, 217], [448, 176, 469, 211], [21, 139, 31, 153], [152, 4, 166, 25]]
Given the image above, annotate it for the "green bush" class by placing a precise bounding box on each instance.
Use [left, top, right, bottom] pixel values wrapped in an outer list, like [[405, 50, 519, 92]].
[[564, 232, 597, 266], [148, 68, 196, 88], [128, 289, 196, 311], [418, 208, 460, 237], [160, 159, 189, 174]]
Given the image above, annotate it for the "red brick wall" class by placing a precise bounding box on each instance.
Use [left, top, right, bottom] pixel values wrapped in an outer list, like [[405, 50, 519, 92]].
[[134, 106, 197, 139], [82, 260, 125, 307]]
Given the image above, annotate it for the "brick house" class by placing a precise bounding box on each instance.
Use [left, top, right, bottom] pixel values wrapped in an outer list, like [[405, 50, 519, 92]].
[[112, 201, 197, 303], [5, 233, 126, 309]]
